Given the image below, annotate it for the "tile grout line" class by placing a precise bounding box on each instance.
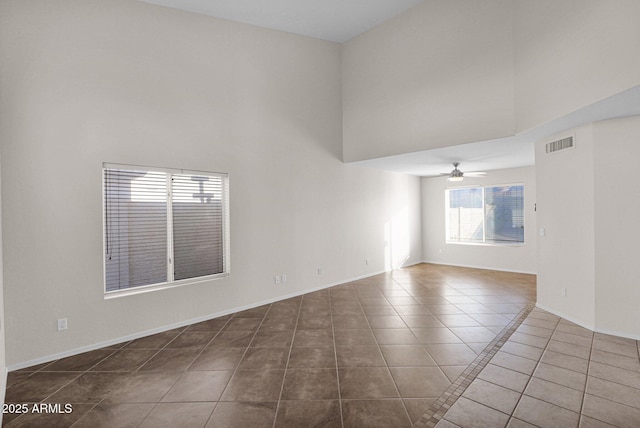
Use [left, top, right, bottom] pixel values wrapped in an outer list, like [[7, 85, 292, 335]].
[[396, 275, 481, 423], [338, 275, 413, 426], [271, 297, 303, 428], [384, 276, 417, 426], [10, 345, 125, 427], [329, 287, 346, 428], [194, 312, 259, 428], [576, 325, 595, 427], [152, 320, 235, 426], [63, 327, 192, 428], [412, 301, 535, 428], [508, 319, 640, 427], [46, 327, 187, 426], [503, 312, 559, 426], [126, 320, 231, 428], [177, 316, 235, 425]]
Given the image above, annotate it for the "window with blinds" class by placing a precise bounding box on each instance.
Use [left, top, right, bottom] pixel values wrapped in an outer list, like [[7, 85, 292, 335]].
[[446, 185, 524, 244], [103, 165, 229, 294]]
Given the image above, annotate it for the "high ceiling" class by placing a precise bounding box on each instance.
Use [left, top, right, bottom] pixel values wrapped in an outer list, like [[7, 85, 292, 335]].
[[355, 85, 640, 177], [139, 0, 424, 43], [137, 1, 640, 177]]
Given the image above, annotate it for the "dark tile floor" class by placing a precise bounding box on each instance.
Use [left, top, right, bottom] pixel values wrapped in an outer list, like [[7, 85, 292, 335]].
[[3, 263, 637, 427]]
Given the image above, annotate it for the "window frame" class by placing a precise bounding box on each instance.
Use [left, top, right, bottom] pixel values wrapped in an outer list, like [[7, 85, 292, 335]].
[[445, 183, 525, 246], [102, 163, 230, 298]]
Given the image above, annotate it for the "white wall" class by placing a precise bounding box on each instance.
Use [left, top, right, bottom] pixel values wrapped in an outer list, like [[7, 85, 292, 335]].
[[535, 126, 596, 328], [0, 0, 422, 367], [422, 167, 537, 274], [593, 116, 640, 338], [342, 0, 515, 162], [342, 0, 640, 163], [514, 0, 640, 132], [536, 117, 640, 339]]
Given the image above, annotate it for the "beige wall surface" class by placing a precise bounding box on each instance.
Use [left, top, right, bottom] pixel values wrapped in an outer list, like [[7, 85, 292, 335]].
[[536, 117, 640, 339], [421, 166, 537, 274], [0, 134, 5, 421], [593, 116, 640, 338], [0, 0, 422, 367], [342, 0, 515, 162], [535, 125, 596, 328], [514, 0, 640, 132], [343, 0, 640, 162]]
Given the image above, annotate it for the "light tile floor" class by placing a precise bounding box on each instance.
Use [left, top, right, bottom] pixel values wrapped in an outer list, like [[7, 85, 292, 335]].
[[433, 307, 640, 428], [2, 263, 639, 427]]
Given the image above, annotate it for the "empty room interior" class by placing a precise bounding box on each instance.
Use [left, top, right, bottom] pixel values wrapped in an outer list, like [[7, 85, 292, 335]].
[[1, 0, 640, 427]]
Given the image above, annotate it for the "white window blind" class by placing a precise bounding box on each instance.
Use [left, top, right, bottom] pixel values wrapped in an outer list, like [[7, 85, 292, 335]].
[[103, 165, 229, 294], [484, 185, 524, 243], [104, 169, 168, 292], [172, 173, 225, 281], [447, 187, 484, 243], [446, 185, 524, 244]]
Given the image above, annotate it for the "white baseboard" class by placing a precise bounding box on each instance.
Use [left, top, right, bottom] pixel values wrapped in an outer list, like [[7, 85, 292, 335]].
[[534, 303, 596, 331], [535, 303, 640, 341], [7, 268, 394, 372], [422, 260, 537, 275], [594, 327, 640, 341]]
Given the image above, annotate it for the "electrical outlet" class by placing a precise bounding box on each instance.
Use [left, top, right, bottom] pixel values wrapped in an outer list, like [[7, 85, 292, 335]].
[[282, 274, 287, 283], [365, 259, 369, 265], [317, 267, 323, 275], [274, 275, 281, 284], [561, 287, 567, 298], [57, 318, 68, 331]]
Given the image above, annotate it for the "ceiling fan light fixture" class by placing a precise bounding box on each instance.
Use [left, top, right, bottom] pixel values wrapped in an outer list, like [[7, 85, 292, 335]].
[[447, 163, 464, 181], [439, 162, 484, 181]]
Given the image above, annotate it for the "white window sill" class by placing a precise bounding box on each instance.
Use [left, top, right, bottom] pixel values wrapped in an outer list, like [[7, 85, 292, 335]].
[[104, 272, 229, 299], [446, 241, 525, 247]]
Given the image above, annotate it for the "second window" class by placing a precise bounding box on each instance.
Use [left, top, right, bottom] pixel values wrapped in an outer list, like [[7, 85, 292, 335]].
[[445, 184, 524, 244]]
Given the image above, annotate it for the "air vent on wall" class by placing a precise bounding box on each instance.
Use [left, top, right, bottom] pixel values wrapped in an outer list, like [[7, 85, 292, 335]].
[[545, 136, 574, 154]]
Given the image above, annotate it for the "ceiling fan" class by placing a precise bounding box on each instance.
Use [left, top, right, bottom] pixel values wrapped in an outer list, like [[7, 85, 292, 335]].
[[440, 162, 486, 182]]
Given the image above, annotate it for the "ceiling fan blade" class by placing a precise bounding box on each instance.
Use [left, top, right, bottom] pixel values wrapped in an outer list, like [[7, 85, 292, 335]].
[[465, 172, 487, 176]]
